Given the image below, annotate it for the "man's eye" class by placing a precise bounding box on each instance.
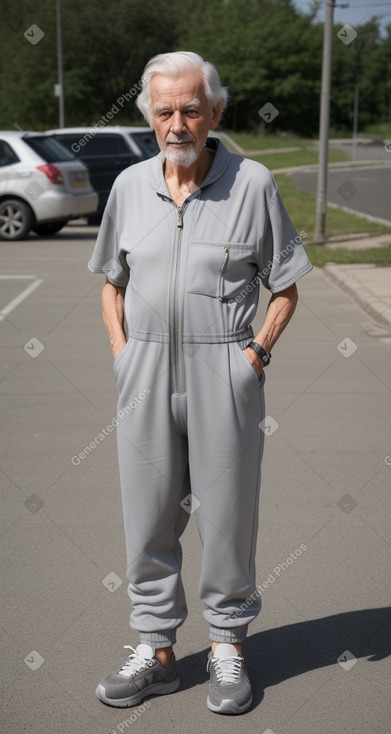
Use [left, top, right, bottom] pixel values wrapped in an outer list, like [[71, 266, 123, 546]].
[[186, 110, 198, 116]]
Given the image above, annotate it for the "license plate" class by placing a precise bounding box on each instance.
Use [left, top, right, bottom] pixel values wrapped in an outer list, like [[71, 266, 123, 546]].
[[70, 171, 87, 187]]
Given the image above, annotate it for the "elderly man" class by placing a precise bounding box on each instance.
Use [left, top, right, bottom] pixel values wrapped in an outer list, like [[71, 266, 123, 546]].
[[89, 51, 312, 714]]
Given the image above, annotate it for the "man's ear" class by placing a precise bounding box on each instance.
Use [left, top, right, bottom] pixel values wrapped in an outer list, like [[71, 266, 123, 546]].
[[209, 99, 225, 130]]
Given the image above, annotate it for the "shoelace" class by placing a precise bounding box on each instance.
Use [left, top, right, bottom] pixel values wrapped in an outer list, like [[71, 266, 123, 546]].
[[209, 655, 243, 684], [118, 646, 155, 678]]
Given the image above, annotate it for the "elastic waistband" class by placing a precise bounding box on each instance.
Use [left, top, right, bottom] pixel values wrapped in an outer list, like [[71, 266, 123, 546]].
[[127, 326, 254, 344]]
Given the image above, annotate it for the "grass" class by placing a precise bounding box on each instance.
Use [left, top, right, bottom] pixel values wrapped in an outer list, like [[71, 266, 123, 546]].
[[249, 148, 348, 169], [221, 131, 316, 151], [128, 124, 391, 265], [305, 245, 391, 267], [219, 129, 349, 169], [358, 123, 391, 140], [223, 125, 391, 150], [222, 129, 391, 266], [274, 174, 391, 246]]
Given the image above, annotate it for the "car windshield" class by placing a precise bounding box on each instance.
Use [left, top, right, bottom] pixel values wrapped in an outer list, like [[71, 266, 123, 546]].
[[130, 131, 159, 158], [24, 135, 76, 162]]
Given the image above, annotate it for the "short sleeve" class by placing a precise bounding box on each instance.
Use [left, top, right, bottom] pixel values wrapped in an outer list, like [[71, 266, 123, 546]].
[[258, 186, 313, 293], [87, 188, 129, 288]]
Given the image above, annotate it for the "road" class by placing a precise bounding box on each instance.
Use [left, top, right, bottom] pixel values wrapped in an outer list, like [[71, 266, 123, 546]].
[[292, 153, 391, 225], [1, 226, 390, 734]]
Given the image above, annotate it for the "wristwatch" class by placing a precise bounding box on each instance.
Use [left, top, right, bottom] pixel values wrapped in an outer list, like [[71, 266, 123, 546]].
[[248, 341, 272, 366]]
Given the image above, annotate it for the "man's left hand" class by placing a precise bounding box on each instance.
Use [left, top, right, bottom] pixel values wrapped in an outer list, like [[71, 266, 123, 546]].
[[243, 347, 263, 379]]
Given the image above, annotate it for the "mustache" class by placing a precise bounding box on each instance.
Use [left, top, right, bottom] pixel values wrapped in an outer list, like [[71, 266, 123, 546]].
[[165, 134, 195, 144]]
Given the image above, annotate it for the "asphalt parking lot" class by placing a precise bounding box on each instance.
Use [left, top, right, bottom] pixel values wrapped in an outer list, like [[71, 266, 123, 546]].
[[1, 225, 390, 734]]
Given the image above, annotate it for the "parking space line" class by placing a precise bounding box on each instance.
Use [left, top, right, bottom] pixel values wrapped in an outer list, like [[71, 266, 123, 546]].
[[0, 275, 37, 279], [0, 276, 44, 323]]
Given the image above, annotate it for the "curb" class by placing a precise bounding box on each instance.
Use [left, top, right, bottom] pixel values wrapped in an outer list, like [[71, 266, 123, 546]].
[[323, 264, 391, 330], [272, 159, 391, 175]]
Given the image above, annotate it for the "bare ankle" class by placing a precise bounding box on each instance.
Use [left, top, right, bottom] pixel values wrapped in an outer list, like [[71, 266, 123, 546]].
[[155, 646, 173, 665]]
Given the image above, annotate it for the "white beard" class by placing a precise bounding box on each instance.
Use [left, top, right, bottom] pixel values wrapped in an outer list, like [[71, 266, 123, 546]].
[[163, 144, 200, 167]]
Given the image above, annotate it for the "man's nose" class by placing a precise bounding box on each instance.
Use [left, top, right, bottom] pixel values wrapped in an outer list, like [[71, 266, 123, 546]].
[[170, 111, 186, 134]]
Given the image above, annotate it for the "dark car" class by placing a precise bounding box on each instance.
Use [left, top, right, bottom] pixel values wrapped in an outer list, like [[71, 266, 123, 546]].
[[47, 126, 160, 220]]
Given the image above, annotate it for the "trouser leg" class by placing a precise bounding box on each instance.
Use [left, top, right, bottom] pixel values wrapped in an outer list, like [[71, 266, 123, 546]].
[[185, 341, 265, 640], [114, 339, 190, 646]]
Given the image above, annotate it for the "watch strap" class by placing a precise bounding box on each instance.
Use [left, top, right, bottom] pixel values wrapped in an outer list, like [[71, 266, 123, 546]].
[[248, 341, 272, 366]]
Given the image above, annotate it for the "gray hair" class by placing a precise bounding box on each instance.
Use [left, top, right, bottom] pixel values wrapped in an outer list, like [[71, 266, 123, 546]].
[[136, 51, 229, 123]]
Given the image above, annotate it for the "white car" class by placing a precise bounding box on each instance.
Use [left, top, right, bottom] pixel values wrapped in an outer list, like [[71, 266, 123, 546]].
[[0, 131, 98, 240]]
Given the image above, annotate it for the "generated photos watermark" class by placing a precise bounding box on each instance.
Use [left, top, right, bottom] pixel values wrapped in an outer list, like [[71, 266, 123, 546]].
[[258, 102, 279, 123], [102, 572, 123, 593], [228, 232, 307, 308], [24, 337, 45, 358], [70, 75, 150, 153], [24, 650, 44, 671], [24, 25, 45, 45], [110, 701, 151, 733], [229, 544, 308, 619], [337, 337, 357, 358], [337, 24, 358, 45], [71, 387, 151, 466], [337, 650, 357, 670]]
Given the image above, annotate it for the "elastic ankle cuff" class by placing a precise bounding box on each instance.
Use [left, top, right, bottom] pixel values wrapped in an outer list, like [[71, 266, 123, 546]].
[[209, 624, 248, 643], [139, 630, 177, 649]]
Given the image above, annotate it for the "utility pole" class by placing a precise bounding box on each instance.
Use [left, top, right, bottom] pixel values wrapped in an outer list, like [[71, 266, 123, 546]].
[[56, 0, 65, 127], [352, 83, 359, 162], [313, 0, 335, 243]]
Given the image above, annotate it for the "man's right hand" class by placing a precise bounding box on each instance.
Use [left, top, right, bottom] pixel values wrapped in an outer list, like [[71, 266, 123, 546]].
[[101, 277, 127, 361], [112, 339, 127, 360]]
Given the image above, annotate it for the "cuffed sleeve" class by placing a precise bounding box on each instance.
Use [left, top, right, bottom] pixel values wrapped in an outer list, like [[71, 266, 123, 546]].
[[88, 188, 129, 288], [258, 185, 313, 293]]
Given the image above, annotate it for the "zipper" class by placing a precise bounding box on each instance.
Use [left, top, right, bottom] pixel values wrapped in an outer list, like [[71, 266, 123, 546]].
[[170, 204, 186, 393], [219, 247, 229, 301]]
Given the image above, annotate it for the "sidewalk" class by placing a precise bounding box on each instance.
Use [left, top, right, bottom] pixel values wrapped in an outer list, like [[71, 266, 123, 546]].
[[321, 235, 391, 330]]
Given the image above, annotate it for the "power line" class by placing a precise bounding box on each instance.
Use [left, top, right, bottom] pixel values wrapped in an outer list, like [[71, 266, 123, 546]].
[[346, 3, 391, 7]]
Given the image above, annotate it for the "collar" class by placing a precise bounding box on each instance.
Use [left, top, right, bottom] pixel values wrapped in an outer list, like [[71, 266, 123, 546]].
[[148, 137, 232, 198]]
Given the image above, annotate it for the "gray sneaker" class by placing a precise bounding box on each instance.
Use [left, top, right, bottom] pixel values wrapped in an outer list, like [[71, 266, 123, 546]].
[[207, 643, 252, 714], [95, 643, 180, 707]]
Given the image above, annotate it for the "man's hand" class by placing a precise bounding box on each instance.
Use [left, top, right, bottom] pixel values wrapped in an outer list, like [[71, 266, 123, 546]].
[[243, 346, 263, 379], [112, 338, 127, 361], [101, 277, 127, 359], [252, 284, 298, 359]]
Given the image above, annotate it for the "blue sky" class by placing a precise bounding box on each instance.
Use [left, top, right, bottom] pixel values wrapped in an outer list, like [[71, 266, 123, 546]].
[[291, 0, 391, 35]]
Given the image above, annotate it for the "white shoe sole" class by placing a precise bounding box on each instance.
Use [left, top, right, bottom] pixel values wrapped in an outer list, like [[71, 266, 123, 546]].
[[95, 678, 180, 707], [207, 694, 252, 714]]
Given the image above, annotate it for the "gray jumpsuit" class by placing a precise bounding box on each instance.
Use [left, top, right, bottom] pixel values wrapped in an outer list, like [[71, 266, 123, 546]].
[[88, 138, 312, 648]]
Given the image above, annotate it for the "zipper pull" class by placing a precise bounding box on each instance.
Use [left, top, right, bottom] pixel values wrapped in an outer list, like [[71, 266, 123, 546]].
[[221, 247, 229, 273], [177, 207, 183, 228]]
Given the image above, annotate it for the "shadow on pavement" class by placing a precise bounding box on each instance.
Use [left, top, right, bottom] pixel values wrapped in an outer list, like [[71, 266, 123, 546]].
[[176, 607, 391, 711]]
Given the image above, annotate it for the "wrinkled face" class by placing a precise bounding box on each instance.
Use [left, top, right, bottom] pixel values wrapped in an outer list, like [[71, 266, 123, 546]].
[[149, 71, 223, 167]]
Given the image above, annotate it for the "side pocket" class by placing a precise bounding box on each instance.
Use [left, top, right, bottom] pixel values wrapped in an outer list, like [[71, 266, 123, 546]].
[[113, 339, 132, 376], [234, 342, 263, 386]]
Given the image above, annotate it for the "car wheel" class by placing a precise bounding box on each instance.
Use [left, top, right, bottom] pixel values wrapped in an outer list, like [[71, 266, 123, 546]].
[[33, 220, 68, 236], [0, 199, 34, 241]]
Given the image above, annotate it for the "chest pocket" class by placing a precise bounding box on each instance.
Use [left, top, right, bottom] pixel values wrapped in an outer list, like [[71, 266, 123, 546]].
[[186, 241, 258, 301]]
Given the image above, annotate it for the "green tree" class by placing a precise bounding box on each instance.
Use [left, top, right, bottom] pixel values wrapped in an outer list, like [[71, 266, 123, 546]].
[[0, 0, 182, 129], [175, 0, 324, 135], [0, 0, 389, 134]]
